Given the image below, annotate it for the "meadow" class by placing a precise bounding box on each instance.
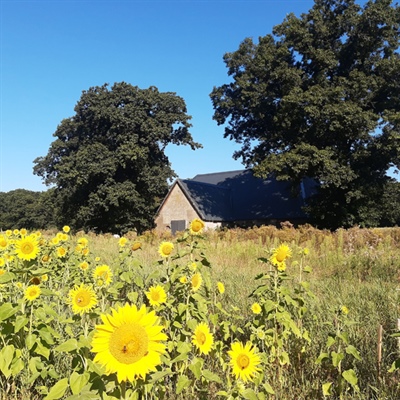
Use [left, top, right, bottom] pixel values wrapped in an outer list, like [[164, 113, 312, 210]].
[[0, 222, 399, 399]]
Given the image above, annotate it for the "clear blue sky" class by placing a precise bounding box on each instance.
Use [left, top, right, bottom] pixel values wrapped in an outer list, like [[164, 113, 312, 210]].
[[1, 0, 319, 193]]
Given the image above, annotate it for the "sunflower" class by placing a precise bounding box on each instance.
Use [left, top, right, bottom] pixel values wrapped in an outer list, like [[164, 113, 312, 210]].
[[179, 276, 187, 284], [217, 282, 225, 294], [0, 258, 5, 267], [91, 303, 167, 382], [0, 268, 5, 276], [189, 218, 205, 235], [68, 284, 98, 315], [5, 230, 12, 237], [93, 264, 113, 286], [24, 285, 41, 302], [192, 322, 214, 355], [118, 237, 128, 248], [62, 225, 71, 233], [270, 244, 292, 270], [15, 235, 40, 261], [158, 241, 174, 258], [146, 285, 167, 307], [56, 247, 67, 258], [191, 273, 202, 291], [79, 261, 89, 271], [77, 237, 89, 247], [228, 341, 261, 383], [20, 228, 28, 236], [41, 274, 48, 282], [251, 302, 262, 314]]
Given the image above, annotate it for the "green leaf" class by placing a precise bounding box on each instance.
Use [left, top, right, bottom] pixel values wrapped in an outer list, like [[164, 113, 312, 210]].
[[331, 351, 344, 367], [189, 358, 203, 379], [315, 352, 329, 364], [241, 388, 258, 400], [26, 333, 37, 350], [43, 378, 68, 400], [326, 335, 335, 349], [0, 345, 15, 378], [0, 303, 18, 321], [262, 382, 275, 394], [176, 375, 191, 394], [322, 382, 333, 396], [54, 339, 78, 352], [345, 345, 361, 360], [14, 316, 29, 333], [70, 371, 90, 395], [149, 370, 171, 383], [202, 369, 222, 383], [342, 369, 358, 387]]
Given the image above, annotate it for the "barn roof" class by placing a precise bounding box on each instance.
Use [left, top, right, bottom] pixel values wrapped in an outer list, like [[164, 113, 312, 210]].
[[166, 169, 316, 222]]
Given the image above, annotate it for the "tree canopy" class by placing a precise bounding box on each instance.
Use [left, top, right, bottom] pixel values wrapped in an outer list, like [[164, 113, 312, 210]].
[[210, 0, 400, 228], [34, 82, 201, 234]]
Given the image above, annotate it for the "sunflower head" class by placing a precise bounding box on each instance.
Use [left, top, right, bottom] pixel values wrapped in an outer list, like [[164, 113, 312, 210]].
[[131, 242, 142, 251], [192, 322, 214, 355], [271, 244, 292, 264], [189, 218, 205, 235], [79, 261, 89, 271], [217, 282, 225, 294], [93, 264, 113, 286], [56, 247, 67, 258], [191, 273, 202, 291], [15, 235, 40, 261], [91, 303, 167, 382], [68, 283, 98, 315], [62, 225, 71, 233], [228, 341, 261, 383], [146, 285, 167, 307], [251, 302, 262, 314], [158, 242, 174, 258], [118, 237, 128, 248], [24, 285, 41, 302]]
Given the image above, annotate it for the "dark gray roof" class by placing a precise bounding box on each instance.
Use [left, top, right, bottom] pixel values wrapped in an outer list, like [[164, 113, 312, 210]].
[[174, 169, 316, 222]]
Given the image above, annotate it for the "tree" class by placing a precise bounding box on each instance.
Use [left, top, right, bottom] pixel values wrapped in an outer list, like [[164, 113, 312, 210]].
[[34, 82, 201, 234], [210, 0, 400, 229], [0, 189, 56, 230]]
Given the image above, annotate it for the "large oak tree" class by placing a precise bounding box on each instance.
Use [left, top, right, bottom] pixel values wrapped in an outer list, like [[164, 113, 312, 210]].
[[34, 82, 201, 233], [210, 0, 400, 228]]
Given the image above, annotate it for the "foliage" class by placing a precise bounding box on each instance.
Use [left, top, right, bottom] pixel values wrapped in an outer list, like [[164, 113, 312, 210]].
[[0, 189, 56, 230], [33, 82, 201, 234], [210, 0, 400, 229]]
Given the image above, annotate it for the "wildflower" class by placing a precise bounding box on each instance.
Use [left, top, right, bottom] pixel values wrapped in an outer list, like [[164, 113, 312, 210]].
[[61, 233, 69, 242], [228, 342, 261, 383], [145, 285, 167, 307], [77, 237, 89, 247], [217, 281, 225, 294], [341, 305, 349, 315], [179, 276, 187, 284], [15, 235, 40, 261], [41, 274, 48, 282], [68, 284, 98, 315], [158, 241, 174, 258], [62, 225, 70, 233], [24, 285, 41, 302], [251, 303, 262, 314], [191, 273, 202, 291], [20, 228, 27, 236], [192, 322, 214, 355], [5, 230, 12, 237], [189, 218, 205, 235], [303, 247, 310, 256], [91, 304, 167, 382], [93, 264, 113, 286]]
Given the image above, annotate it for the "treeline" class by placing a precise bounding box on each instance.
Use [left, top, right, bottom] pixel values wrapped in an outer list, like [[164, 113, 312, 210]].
[[0, 189, 57, 230]]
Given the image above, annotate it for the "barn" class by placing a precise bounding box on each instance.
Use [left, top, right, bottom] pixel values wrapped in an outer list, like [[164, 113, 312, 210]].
[[154, 169, 316, 234]]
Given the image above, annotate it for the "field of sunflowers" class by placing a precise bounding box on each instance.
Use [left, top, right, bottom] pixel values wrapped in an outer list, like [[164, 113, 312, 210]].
[[0, 220, 399, 399]]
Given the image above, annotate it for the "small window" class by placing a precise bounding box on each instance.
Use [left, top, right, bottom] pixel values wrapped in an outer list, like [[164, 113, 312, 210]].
[[171, 220, 186, 235]]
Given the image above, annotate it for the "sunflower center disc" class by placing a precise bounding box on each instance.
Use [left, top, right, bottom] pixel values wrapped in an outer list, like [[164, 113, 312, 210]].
[[110, 323, 149, 364], [22, 243, 34, 254], [76, 292, 90, 307], [197, 332, 206, 345], [152, 292, 160, 301], [238, 354, 250, 369]]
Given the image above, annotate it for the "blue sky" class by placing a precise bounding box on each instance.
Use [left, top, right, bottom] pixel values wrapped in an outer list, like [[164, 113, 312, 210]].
[[1, 0, 318, 192]]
